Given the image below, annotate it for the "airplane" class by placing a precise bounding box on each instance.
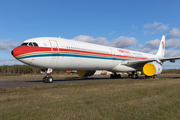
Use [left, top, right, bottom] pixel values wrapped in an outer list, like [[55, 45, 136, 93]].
[[11, 35, 180, 83]]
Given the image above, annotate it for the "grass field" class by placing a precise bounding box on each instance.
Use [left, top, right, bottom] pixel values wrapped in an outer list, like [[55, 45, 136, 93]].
[[0, 78, 180, 120]]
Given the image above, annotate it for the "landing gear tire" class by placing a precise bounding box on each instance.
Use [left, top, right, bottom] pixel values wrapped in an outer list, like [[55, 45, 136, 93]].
[[43, 76, 48, 83], [43, 76, 53, 83], [110, 74, 114, 78], [110, 74, 121, 79], [128, 73, 138, 79], [117, 74, 121, 78], [133, 74, 138, 79]]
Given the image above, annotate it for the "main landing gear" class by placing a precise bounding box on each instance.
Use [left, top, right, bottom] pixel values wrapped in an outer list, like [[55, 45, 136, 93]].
[[128, 72, 138, 79], [41, 68, 53, 83], [110, 73, 121, 79]]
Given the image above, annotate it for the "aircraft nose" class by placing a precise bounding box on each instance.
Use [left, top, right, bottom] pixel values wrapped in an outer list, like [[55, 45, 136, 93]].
[[11, 46, 27, 58], [11, 47, 22, 58]]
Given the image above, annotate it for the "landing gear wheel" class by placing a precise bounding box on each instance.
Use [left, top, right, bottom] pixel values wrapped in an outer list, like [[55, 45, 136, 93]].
[[135, 74, 138, 79], [43, 76, 48, 83], [48, 76, 53, 83], [117, 74, 121, 78], [128, 73, 138, 79], [133, 74, 138, 79], [111, 74, 114, 79], [43, 76, 53, 83], [152, 76, 156, 79], [110, 74, 121, 79]]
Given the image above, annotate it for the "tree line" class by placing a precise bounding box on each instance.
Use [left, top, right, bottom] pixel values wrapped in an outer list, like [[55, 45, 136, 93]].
[[0, 65, 67, 75], [0, 65, 180, 75]]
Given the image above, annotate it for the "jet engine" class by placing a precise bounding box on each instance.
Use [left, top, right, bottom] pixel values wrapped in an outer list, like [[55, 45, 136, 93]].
[[77, 70, 96, 77], [143, 62, 162, 76]]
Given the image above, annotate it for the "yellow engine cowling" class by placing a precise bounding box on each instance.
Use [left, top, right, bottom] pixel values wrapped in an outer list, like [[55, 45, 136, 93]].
[[77, 70, 96, 77], [143, 62, 162, 76]]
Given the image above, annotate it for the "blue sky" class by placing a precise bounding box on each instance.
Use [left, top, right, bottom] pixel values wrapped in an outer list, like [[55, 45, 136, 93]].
[[1, 0, 180, 69]]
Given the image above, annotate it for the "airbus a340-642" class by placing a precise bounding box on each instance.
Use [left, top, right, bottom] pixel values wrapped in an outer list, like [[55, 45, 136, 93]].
[[11, 35, 180, 83]]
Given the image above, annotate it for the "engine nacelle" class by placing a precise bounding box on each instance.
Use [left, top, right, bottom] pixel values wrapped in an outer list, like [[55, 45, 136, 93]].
[[143, 62, 162, 76], [77, 70, 96, 77]]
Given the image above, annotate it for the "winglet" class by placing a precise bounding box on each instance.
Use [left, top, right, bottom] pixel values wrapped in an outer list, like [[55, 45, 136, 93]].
[[156, 35, 165, 57]]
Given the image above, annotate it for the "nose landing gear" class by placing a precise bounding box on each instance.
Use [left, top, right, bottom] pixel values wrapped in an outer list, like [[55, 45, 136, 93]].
[[43, 75, 53, 83], [41, 68, 53, 83]]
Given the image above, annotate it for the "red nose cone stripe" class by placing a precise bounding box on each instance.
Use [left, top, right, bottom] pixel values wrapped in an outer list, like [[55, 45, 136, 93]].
[[13, 46, 51, 57]]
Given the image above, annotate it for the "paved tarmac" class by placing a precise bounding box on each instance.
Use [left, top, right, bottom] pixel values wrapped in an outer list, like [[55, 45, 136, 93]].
[[0, 74, 180, 89]]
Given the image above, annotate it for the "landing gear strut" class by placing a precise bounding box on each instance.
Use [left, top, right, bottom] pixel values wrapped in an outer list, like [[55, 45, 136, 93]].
[[128, 72, 138, 79], [110, 73, 121, 79], [41, 68, 53, 83]]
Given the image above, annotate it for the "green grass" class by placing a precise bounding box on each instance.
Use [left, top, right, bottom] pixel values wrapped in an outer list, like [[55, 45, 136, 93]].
[[0, 78, 180, 119]]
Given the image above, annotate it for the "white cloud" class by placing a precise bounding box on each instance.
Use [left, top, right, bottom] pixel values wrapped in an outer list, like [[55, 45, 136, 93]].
[[0, 39, 19, 52], [111, 36, 137, 48], [73, 35, 110, 46], [146, 39, 160, 49], [162, 60, 180, 69], [143, 38, 180, 50], [165, 50, 180, 57], [143, 30, 150, 35], [0, 58, 23, 66], [138, 44, 144, 49], [143, 22, 168, 35], [166, 39, 180, 49], [175, 45, 180, 49], [138, 48, 157, 54], [108, 31, 116, 35], [152, 24, 168, 35], [143, 22, 161, 29], [166, 28, 180, 39], [137, 46, 180, 57], [73, 35, 137, 48]]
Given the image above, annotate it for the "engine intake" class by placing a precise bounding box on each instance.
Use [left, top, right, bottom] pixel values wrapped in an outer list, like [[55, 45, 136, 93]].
[[77, 70, 96, 77], [143, 62, 162, 76]]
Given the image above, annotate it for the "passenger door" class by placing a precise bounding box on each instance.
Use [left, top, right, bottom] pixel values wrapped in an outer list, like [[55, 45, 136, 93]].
[[49, 40, 59, 67], [49, 40, 59, 53]]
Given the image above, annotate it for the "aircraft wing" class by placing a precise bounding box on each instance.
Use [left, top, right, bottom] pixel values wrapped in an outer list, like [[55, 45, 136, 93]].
[[121, 56, 180, 69], [159, 56, 180, 62]]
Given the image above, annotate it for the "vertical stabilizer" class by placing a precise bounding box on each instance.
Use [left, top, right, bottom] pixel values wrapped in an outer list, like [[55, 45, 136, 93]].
[[156, 35, 165, 57]]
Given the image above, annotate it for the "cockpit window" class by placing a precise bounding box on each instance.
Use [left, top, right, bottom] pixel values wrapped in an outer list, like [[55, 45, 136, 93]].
[[21, 43, 28, 46], [33, 42, 38, 47], [21, 42, 39, 47], [29, 42, 33, 46]]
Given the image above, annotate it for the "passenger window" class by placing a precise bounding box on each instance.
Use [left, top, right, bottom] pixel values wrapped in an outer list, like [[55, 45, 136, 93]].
[[29, 42, 33, 46], [33, 42, 38, 47], [21, 43, 28, 46]]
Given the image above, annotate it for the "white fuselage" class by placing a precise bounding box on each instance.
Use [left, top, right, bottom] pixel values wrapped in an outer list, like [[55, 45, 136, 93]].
[[12, 37, 161, 72]]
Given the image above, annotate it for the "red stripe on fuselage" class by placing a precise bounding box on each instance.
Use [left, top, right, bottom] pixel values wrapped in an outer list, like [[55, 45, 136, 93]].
[[12, 46, 147, 60]]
